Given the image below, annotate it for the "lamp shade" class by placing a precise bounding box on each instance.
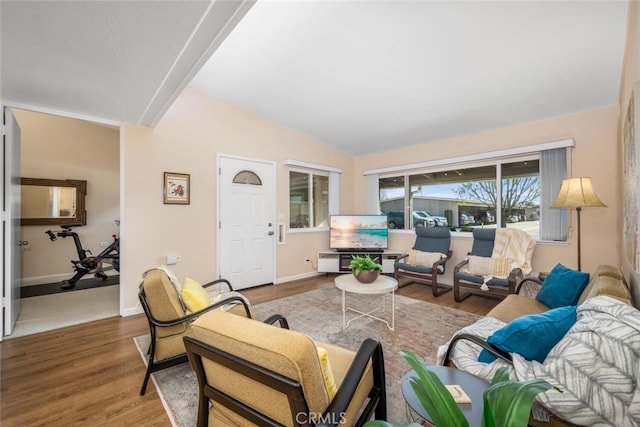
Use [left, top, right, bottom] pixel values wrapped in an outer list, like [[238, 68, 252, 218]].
[[551, 177, 607, 209]]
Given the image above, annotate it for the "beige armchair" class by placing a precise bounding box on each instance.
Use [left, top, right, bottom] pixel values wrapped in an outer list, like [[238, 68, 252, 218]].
[[138, 268, 251, 395], [184, 310, 387, 426]]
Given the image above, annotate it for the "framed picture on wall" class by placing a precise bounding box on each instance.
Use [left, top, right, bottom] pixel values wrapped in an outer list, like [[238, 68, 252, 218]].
[[164, 172, 190, 205]]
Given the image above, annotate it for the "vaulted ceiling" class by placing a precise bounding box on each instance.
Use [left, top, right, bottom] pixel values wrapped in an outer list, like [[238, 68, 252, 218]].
[[1, 1, 629, 155]]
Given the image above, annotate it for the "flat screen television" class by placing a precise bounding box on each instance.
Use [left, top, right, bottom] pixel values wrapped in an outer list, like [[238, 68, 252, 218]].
[[330, 215, 388, 252]]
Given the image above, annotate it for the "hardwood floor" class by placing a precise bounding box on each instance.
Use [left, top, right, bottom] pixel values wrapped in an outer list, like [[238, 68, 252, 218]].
[[0, 274, 498, 426]]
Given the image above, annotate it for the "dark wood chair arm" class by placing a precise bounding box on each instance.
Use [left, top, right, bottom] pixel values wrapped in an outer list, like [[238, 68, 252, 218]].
[[441, 333, 513, 367], [202, 278, 233, 291], [453, 255, 471, 274], [142, 294, 253, 328], [394, 253, 410, 266], [430, 249, 453, 274], [507, 267, 524, 293], [263, 314, 290, 329], [515, 276, 543, 297], [394, 253, 409, 278], [434, 249, 453, 266], [319, 338, 386, 426]]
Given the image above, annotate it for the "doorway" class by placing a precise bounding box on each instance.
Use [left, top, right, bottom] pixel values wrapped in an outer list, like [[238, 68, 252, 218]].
[[218, 155, 276, 290], [5, 108, 120, 339]]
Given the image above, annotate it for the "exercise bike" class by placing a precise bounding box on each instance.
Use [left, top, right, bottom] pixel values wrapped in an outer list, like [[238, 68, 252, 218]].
[[45, 224, 120, 290]]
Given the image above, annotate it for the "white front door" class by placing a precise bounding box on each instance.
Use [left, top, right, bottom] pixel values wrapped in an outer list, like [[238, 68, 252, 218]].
[[218, 156, 275, 290], [3, 107, 22, 337]]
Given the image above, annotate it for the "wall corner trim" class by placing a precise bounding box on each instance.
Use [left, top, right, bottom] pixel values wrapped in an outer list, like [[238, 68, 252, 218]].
[[363, 138, 575, 176], [284, 159, 342, 174]]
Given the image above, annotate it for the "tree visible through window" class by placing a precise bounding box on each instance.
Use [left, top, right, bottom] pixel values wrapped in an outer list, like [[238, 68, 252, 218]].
[[378, 158, 543, 238]]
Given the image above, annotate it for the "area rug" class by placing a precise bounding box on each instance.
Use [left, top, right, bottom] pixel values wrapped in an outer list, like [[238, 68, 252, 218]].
[[134, 286, 482, 426]]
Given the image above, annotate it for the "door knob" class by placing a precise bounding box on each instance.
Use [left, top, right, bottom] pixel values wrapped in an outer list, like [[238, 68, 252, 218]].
[[268, 231, 275, 236]]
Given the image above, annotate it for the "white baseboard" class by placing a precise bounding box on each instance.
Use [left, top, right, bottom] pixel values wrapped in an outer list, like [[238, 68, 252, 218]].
[[21, 274, 70, 287], [274, 271, 325, 284], [122, 306, 142, 317], [21, 269, 118, 287]]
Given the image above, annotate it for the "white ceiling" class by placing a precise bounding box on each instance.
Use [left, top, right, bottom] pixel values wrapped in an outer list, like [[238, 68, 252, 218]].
[[1, 0, 254, 125], [1, 1, 629, 155]]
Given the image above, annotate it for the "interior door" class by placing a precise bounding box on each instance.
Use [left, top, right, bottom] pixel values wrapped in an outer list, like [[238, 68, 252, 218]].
[[3, 107, 22, 337], [219, 156, 275, 290]]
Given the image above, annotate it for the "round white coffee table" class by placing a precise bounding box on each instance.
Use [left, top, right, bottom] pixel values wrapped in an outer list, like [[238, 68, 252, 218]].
[[334, 274, 398, 331]]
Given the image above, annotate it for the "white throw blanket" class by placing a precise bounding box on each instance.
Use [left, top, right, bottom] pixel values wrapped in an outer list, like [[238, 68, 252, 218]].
[[475, 228, 535, 290], [492, 228, 535, 275], [437, 296, 640, 426], [513, 296, 640, 426]]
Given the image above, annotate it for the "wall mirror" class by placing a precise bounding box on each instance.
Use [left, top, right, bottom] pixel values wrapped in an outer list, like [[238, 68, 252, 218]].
[[21, 178, 87, 226]]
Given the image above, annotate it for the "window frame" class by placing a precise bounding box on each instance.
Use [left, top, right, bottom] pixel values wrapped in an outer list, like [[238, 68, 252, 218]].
[[288, 167, 330, 232], [377, 152, 559, 241]]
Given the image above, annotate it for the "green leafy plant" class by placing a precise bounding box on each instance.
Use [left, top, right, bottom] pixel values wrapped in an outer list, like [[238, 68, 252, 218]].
[[349, 254, 383, 276], [365, 350, 561, 427]]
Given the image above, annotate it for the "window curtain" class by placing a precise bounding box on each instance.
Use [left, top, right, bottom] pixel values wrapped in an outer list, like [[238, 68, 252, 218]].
[[329, 171, 340, 215], [540, 148, 567, 240], [365, 174, 379, 214]]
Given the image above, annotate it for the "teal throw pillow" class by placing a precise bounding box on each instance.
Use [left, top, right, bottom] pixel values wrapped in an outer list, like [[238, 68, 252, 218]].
[[535, 263, 590, 308], [478, 305, 577, 363]]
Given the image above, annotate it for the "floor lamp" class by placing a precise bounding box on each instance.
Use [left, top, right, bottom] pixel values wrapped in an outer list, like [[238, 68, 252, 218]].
[[550, 177, 606, 271]]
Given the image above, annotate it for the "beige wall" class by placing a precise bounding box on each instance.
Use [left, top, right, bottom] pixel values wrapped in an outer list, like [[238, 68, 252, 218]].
[[15, 109, 120, 284], [355, 105, 621, 286], [120, 84, 621, 313], [619, 1, 640, 304], [121, 87, 355, 311]]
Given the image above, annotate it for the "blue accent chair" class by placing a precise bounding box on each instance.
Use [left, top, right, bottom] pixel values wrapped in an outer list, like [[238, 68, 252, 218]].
[[394, 226, 453, 296], [453, 228, 523, 302]]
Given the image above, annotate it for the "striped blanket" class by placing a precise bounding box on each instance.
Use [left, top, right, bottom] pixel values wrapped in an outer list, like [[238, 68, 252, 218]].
[[492, 228, 535, 275], [437, 296, 640, 426], [514, 296, 640, 426]]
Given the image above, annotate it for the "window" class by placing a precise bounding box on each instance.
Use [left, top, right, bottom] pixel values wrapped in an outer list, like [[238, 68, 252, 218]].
[[376, 149, 565, 240], [289, 170, 329, 229], [379, 176, 406, 229]]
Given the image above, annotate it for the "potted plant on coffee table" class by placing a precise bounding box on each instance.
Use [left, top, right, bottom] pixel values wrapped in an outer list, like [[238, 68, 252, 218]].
[[349, 254, 383, 283]]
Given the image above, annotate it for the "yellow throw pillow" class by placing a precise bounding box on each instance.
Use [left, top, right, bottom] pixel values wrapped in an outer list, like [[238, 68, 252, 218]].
[[316, 347, 338, 400], [181, 277, 211, 312]]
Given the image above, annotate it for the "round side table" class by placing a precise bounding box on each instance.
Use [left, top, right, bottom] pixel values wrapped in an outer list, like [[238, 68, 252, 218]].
[[401, 366, 489, 427], [334, 274, 398, 331]]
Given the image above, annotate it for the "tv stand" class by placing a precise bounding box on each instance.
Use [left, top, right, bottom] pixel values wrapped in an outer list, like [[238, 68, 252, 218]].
[[318, 249, 403, 274], [336, 248, 383, 253]]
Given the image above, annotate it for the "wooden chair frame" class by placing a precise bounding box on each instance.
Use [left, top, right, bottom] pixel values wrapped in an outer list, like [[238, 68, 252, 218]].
[[452, 228, 526, 302], [453, 258, 523, 302], [138, 278, 251, 395], [394, 226, 453, 296], [394, 249, 453, 296]]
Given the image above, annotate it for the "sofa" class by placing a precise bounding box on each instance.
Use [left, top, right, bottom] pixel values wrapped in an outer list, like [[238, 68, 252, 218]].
[[437, 264, 639, 426]]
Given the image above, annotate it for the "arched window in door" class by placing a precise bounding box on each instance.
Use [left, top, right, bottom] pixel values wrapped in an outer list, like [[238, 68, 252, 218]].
[[232, 170, 262, 186]]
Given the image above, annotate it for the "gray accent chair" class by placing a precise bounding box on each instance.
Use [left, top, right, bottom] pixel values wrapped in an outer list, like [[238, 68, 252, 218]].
[[394, 226, 453, 296], [453, 228, 523, 302]]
